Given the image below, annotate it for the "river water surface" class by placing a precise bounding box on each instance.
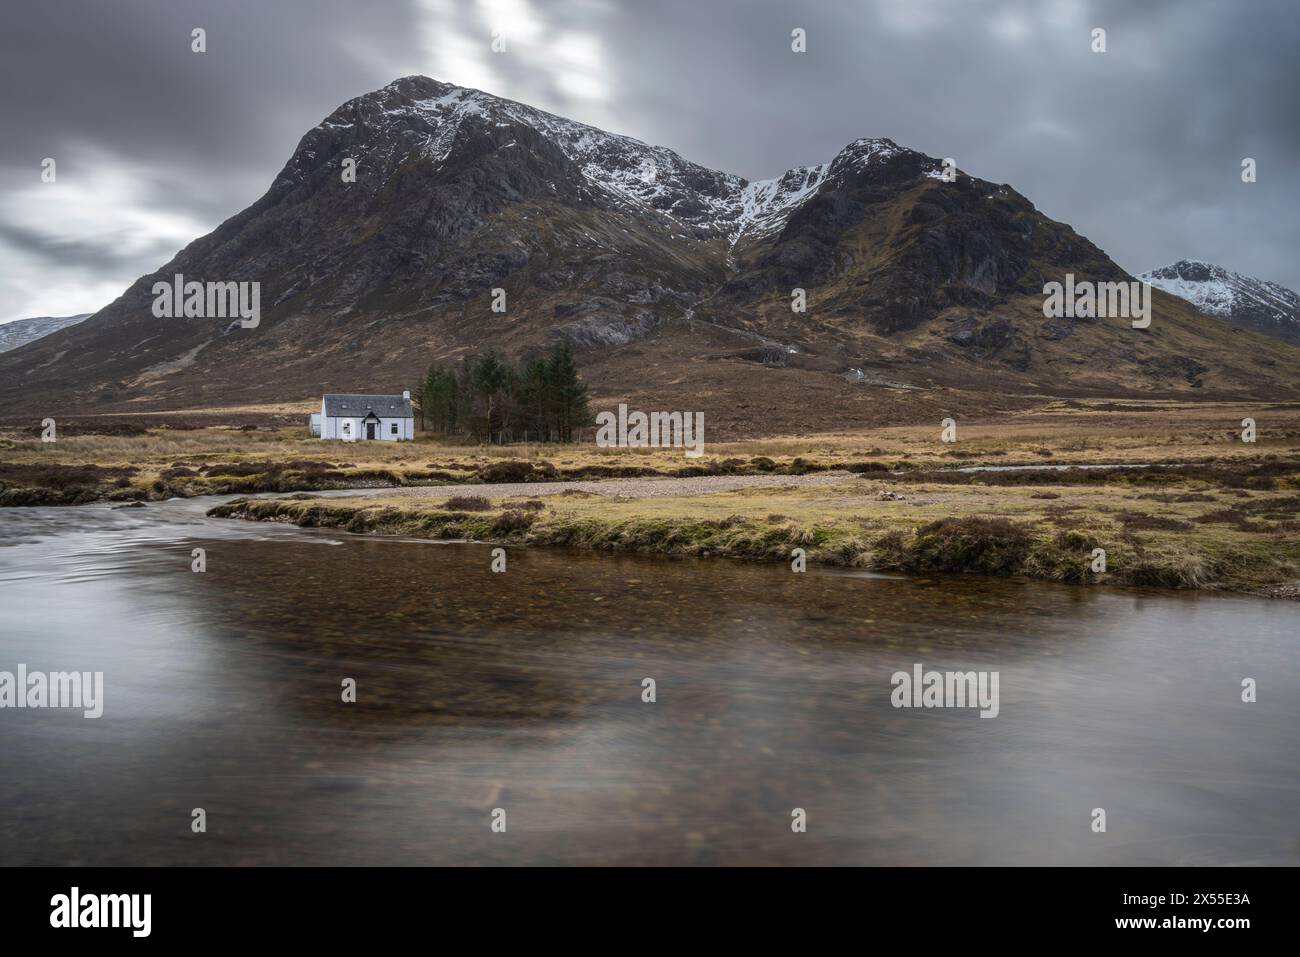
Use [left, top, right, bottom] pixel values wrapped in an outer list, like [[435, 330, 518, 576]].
[[1, 495, 1296, 865]]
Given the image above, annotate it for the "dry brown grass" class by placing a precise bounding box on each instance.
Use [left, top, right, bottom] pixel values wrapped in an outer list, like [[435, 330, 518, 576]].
[[5, 401, 1300, 534]]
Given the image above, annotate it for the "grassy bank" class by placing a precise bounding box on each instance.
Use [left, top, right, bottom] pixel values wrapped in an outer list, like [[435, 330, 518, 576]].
[[207, 466, 1300, 596]]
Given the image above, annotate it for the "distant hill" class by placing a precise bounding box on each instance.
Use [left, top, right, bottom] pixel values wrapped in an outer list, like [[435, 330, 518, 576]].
[[1141, 260, 1300, 346], [0, 314, 92, 354], [2, 77, 1299, 435]]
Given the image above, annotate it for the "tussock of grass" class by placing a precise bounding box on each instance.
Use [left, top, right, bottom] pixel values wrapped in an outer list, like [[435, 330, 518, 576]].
[[871, 517, 1224, 588], [477, 461, 549, 483], [1117, 512, 1195, 532], [874, 518, 1033, 576], [442, 495, 493, 511], [1123, 553, 1215, 589], [0, 463, 139, 505]]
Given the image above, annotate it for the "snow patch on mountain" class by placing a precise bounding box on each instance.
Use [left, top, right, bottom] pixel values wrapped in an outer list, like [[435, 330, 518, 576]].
[[730, 164, 830, 246], [0, 314, 92, 354]]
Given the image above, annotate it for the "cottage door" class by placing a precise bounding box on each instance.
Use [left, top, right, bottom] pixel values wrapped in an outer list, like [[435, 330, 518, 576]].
[[366, 422, 376, 440]]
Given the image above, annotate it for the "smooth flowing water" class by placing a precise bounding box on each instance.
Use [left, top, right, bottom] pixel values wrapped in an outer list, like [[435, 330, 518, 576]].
[[0, 495, 1296, 865]]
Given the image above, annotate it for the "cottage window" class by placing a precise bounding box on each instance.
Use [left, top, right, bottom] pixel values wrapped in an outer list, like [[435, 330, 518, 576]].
[[390, 423, 398, 435]]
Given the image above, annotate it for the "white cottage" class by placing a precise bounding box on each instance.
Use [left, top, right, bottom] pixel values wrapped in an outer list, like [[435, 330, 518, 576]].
[[320, 391, 414, 442]]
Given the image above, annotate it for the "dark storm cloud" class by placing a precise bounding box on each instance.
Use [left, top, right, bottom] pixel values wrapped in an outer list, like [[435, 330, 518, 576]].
[[0, 219, 181, 272], [1, 0, 1296, 322]]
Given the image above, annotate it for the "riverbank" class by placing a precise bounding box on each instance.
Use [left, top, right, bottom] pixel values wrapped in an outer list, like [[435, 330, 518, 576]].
[[6, 400, 1299, 594], [208, 462, 1300, 596]]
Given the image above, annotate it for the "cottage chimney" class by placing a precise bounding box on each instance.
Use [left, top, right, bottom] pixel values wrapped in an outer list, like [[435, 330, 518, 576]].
[[402, 389, 410, 400]]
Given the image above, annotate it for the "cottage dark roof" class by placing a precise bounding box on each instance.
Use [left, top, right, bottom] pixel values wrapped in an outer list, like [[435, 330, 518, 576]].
[[322, 393, 412, 417]]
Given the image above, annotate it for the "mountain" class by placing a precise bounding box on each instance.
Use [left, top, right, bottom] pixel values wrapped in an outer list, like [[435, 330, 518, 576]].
[[0, 314, 91, 354], [3, 76, 1299, 435], [1140, 260, 1300, 346]]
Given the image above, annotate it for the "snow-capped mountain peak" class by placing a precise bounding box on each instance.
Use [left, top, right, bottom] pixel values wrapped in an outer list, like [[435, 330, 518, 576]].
[[1141, 259, 1300, 345], [299, 76, 934, 247]]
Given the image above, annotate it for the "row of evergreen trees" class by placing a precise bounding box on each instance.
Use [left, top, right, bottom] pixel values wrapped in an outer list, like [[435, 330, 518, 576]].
[[418, 342, 592, 443]]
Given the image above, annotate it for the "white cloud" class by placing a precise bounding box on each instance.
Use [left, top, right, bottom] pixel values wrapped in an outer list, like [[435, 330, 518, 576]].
[[413, 0, 611, 104], [0, 147, 209, 323], [874, 0, 960, 34], [988, 9, 1031, 44]]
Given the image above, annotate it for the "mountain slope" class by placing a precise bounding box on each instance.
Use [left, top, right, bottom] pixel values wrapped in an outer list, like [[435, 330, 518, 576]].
[[1141, 260, 1300, 346], [0, 314, 91, 354], [2, 76, 1298, 434]]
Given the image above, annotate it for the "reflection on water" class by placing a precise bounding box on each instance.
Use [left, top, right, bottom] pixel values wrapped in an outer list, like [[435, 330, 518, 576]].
[[0, 497, 1297, 865]]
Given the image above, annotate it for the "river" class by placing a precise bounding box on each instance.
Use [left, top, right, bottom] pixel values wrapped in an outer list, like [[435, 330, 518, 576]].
[[1, 494, 1296, 865]]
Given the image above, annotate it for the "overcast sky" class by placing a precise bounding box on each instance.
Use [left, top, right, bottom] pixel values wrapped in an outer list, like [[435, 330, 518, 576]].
[[2, 0, 1296, 323]]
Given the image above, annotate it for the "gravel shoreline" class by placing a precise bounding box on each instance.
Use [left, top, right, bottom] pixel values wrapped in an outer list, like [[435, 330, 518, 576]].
[[380, 470, 857, 500]]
